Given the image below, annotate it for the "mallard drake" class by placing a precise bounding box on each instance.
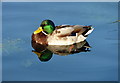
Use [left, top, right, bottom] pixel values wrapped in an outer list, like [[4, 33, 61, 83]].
[[32, 20, 94, 46]]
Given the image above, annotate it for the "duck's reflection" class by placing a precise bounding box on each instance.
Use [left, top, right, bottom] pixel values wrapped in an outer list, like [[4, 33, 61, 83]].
[[32, 49, 53, 62], [32, 40, 91, 62]]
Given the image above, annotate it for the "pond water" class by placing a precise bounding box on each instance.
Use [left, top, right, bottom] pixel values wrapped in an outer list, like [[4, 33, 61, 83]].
[[2, 2, 118, 81]]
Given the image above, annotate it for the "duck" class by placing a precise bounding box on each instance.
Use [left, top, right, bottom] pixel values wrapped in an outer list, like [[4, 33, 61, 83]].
[[32, 19, 94, 46]]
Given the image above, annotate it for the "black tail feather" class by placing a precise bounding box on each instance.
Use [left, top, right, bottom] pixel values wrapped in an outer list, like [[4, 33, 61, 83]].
[[82, 25, 92, 36]]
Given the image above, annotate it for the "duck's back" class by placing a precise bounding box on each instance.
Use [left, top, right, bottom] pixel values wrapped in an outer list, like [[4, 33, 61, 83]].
[[47, 25, 93, 45]]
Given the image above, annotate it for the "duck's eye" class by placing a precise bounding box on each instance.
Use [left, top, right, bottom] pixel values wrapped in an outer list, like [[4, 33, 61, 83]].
[[41, 24, 48, 27]]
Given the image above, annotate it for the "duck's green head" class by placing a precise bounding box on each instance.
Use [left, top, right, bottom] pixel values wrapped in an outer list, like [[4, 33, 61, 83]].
[[34, 20, 55, 34], [32, 49, 53, 62]]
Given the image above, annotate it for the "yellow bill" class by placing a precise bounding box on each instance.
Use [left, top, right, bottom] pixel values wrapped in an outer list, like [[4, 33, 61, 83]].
[[32, 51, 41, 57], [34, 27, 43, 34]]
